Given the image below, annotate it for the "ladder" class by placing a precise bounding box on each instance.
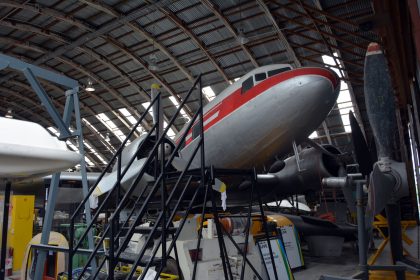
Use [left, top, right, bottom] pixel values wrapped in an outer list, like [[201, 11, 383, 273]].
[[67, 75, 279, 280]]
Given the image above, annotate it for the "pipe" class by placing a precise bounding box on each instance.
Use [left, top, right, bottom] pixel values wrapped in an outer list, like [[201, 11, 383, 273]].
[[356, 180, 368, 280]]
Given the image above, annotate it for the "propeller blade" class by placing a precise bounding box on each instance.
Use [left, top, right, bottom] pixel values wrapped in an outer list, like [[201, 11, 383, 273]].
[[349, 110, 373, 176], [364, 43, 397, 159]]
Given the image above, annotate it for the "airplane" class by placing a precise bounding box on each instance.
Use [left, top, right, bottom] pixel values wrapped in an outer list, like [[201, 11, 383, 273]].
[[5, 63, 342, 207], [92, 63, 342, 205], [0, 117, 82, 180]]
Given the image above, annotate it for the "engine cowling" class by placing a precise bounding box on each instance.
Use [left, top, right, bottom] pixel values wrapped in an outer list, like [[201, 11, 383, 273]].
[[258, 145, 343, 200]]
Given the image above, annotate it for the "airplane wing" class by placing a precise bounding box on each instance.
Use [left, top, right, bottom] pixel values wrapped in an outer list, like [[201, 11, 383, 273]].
[[93, 157, 153, 197], [44, 171, 101, 182]]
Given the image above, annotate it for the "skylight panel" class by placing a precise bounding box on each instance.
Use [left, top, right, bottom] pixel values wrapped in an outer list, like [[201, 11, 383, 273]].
[[83, 118, 116, 153], [202, 86, 216, 102], [84, 156, 95, 167], [169, 96, 190, 121], [142, 102, 176, 139], [66, 140, 78, 151], [309, 131, 318, 139], [229, 77, 240, 85], [47, 126, 59, 137], [96, 113, 127, 142], [142, 102, 153, 117], [164, 121, 176, 139], [84, 140, 107, 165], [48, 126, 96, 167], [321, 53, 354, 133], [118, 108, 144, 133]]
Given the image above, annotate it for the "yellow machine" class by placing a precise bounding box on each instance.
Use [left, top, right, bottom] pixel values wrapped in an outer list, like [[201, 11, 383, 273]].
[[22, 231, 68, 280], [8, 195, 35, 272]]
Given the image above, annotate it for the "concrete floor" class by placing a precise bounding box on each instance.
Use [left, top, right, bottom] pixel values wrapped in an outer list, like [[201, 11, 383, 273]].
[[294, 243, 359, 280], [294, 226, 420, 280]]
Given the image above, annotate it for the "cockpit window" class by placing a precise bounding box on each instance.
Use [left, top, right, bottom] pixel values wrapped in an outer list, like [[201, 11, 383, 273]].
[[241, 76, 254, 94], [267, 67, 291, 77], [255, 72, 267, 82]]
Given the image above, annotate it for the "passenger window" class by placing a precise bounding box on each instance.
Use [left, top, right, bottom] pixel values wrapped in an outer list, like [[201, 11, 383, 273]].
[[192, 123, 201, 139], [255, 73, 267, 82], [241, 76, 254, 94], [267, 67, 291, 77]]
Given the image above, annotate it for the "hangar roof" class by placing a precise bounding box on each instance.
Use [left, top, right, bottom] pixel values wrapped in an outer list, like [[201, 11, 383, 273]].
[[0, 0, 408, 170]]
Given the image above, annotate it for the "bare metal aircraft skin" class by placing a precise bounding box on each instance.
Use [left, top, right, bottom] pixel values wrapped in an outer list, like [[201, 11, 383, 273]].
[[11, 64, 341, 204], [177, 64, 340, 169], [94, 64, 341, 199]]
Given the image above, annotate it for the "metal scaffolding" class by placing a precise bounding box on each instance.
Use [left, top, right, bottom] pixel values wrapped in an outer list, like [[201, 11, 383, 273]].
[[0, 53, 95, 279]]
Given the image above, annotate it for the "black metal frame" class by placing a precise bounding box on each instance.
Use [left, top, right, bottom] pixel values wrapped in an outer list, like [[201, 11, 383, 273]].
[[0, 181, 11, 279], [23, 73, 285, 280]]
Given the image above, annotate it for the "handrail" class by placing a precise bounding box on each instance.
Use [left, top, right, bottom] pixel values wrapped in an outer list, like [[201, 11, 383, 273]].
[[70, 94, 160, 220], [120, 138, 205, 279], [72, 122, 158, 252], [70, 74, 204, 280]]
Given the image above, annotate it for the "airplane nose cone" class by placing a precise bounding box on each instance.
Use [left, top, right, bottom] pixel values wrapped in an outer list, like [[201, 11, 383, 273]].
[[323, 67, 340, 103], [280, 67, 340, 139], [293, 67, 340, 106]]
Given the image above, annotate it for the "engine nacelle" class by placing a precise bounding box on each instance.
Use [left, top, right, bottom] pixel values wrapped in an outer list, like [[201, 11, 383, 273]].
[[258, 145, 343, 200]]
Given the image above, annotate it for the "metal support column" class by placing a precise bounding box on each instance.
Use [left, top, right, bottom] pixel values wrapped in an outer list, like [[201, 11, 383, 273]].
[[34, 173, 61, 280], [0, 181, 11, 279], [0, 53, 94, 279], [73, 90, 97, 273], [386, 203, 406, 280], [356, 181, 368, 280]]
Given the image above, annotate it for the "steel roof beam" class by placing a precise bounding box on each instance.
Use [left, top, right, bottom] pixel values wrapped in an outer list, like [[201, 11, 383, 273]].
[[200, 0, 259, 68], [0, 47, 142, 141], [0, 1, 192, 124], [0, 0, 96, 30], [0, 0, 162, 71], [304, 0, 366, 134], [0, 21, 146, 132], [1, 81, 116, 156], [283, 29, 364, 59], [271, 8, 366, 51], [271, 1, 377, 43], [79, 0, 194, 82], [256, 0, 301, 67], [156, 4, 231, 83], [0, 35, 149, 136], [287, 41, 363, 68]]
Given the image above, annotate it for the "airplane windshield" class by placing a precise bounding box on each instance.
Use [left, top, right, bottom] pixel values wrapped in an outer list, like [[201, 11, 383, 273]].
[[255, 72, 267, 82], [267, 67, 291, 77], [242, 76, 254, 94]]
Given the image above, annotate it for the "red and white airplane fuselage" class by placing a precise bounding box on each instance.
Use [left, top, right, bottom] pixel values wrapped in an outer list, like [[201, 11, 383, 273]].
[[178, 64, 339, 169], [5, 64, 341, 206]]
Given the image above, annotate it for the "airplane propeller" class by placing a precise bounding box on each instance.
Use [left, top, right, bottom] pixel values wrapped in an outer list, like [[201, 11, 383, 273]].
[[348, 43, 409, 227], [348, 111, 373, 177]]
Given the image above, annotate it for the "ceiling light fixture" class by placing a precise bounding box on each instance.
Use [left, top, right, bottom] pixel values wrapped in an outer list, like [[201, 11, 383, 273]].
[[148, 26, 159, 71], [237, 27, 249, 45], [85, 77, 95, 92], [5, 108, 13, 118], [148, 53, 159, 71], [105, 132, 110, 142], [237, 1, 249, 45]]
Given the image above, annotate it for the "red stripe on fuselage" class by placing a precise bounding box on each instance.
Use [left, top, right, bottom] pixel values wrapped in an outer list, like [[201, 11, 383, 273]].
[[182, 67, 337, 146]]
